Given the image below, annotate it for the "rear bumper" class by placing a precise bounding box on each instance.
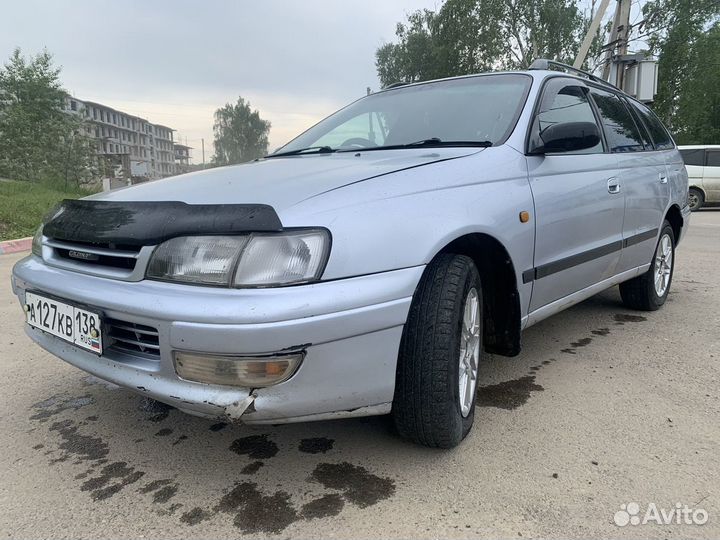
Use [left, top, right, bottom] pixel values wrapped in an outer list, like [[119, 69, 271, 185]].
[[12, 255, 423, 423]]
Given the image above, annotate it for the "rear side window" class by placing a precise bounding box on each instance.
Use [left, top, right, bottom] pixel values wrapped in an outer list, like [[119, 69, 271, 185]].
[[623, 98, 654, 150], [629, 101, 675, 150], [529, 79, 603, 154], [707, 151, 720, 167], [680, 149, 705, 166], [589, 89, 645, 152]]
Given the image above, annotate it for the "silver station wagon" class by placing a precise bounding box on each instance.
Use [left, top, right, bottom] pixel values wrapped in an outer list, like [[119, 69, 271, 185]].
[[12, 60, 690, 448]]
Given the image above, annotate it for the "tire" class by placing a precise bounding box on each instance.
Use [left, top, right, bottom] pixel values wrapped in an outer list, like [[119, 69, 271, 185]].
[[619, 221, 675, 311], [688, 188, 704, 211], [392, 253, 482, 448]]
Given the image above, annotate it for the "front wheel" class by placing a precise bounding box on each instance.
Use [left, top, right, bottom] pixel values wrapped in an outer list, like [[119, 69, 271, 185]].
[[392, 253, 482, 448], [619, 221, 675, 311]]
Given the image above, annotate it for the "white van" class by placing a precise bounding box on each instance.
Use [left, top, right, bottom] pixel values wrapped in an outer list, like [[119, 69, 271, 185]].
[[679, 145, 720, 210]]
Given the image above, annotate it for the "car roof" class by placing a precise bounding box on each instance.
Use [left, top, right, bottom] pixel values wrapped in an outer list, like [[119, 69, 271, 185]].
[[377, 69, 626, 97], [678, 145, 720, 149]]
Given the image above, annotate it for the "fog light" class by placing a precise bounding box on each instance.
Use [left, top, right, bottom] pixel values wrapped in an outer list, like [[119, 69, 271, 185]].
[[173, 351, 303, 387]]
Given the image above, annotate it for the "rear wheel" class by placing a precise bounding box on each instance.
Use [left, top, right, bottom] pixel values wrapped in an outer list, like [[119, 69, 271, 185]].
[[392, 253, 482, 448], [619, 221, 675, 311], [688, 188, 704, 211]]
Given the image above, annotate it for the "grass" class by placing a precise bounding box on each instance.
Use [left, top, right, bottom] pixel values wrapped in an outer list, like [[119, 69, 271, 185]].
[[0, 179, 98, 241]]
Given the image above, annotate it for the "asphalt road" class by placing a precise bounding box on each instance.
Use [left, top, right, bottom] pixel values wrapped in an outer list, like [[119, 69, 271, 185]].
[[1, 210, 718, 539]]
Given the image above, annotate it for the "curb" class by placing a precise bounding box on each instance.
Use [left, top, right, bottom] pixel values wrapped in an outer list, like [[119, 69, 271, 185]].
[[0, 237, 32, 255]]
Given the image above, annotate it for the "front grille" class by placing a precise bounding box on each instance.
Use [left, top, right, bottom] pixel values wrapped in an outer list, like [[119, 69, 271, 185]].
[[45, 238, 141, 272], [55, 248, 137, 270], [106, 318, 160, 358], [51, 238, 141, 252]]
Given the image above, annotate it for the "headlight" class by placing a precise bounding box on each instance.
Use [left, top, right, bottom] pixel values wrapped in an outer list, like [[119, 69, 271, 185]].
[[233, 230, 329, 286], [146, 236, 249, 285], [146, 229, 330, 287], [32, 225, 43, 257]]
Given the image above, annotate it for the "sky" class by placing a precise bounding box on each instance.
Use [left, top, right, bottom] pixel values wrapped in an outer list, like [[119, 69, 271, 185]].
[[1, 1, 647, 164], [0, 0, 436, 162]]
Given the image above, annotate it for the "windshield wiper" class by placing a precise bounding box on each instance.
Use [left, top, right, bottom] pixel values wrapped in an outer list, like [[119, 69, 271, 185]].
[[338, 138, 492, 152], [266, 146, 336, 158]]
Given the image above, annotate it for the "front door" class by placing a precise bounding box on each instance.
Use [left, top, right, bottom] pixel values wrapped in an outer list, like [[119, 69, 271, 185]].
[[526, 78, 625, 312]]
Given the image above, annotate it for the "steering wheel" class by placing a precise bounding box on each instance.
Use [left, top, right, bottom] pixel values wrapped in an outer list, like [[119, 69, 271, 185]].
[[339, 137, 376, 149]]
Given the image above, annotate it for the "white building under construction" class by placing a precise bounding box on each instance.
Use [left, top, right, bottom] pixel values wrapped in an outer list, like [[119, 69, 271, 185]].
[[65, 96, 191, 183]]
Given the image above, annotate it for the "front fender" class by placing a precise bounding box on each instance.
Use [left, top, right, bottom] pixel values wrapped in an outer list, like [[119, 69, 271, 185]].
[[280, 145, 535, 318]]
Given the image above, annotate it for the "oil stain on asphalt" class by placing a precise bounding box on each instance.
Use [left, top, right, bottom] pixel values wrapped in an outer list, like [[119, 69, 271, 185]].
[[300, 493, 345, 520], [80, 461, 145, 501], [49, 418, 109, 461], [477, 311, 645, 408], [31, 392, 397, 535], [614, 313, 647, 324], [310, 462, 396, 508], [229, 434, 279, 459], [216, 481, 298, 534], [30, 395, 94, 422], [299, 437, 335, 454], [240, 461, 264, 474], [476, 375, 545, 410]]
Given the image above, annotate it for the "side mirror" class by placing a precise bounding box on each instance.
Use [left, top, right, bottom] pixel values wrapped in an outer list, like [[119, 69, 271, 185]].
[[529, 121, 601, 154]]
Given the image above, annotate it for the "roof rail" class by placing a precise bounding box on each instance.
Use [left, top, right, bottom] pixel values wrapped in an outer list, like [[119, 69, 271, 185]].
[[384, 81, 410, 89], [528, 58, 619, 90]]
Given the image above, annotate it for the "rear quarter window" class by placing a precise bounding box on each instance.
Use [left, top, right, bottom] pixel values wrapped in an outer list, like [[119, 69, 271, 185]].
[[629, 101, 675, 150]]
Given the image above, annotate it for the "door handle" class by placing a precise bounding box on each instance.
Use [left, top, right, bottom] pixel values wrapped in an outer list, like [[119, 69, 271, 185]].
[[659, 173, 668, 184], [607, 178, 621, 194]]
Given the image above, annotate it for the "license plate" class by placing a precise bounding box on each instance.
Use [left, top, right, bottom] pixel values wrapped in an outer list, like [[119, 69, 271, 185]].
[[25, 292, 103, 354]]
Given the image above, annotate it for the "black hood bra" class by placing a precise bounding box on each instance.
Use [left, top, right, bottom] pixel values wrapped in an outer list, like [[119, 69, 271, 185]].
[[42, 200, 283, 246]]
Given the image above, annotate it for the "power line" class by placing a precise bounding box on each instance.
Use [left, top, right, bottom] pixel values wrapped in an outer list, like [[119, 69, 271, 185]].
[[585, 0, 719, 69], [630, 0, 720, 43]]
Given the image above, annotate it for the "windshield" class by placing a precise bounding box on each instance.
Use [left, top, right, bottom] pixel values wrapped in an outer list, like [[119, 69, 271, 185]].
[[275, 74, 531, 154]]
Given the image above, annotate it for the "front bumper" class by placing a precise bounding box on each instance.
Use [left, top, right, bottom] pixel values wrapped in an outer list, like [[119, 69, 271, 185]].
[[12, 255, 423, 423], [678, 203, 692, 245]]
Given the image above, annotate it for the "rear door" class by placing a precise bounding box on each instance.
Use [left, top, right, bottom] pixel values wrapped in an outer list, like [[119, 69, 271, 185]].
[[630, 102, 685, 213], [526, 78, 624, 312], [704, 149, 720, 202], [589, 88, 669, 273]]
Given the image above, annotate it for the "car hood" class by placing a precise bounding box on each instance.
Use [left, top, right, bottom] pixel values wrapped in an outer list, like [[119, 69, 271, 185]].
[[93, 148, 481, 211]]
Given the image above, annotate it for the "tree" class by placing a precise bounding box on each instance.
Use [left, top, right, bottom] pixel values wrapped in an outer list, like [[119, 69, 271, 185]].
[[212, 97, 271, 165], [58, 123, 98, 189], [0, 47, 91, 183], [0, 48, 96, 186], [642, 0, 720, 143], [375, 0, 588, 87]]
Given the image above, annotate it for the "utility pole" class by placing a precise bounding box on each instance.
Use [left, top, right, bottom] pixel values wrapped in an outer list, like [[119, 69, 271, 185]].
[[602, 0, 632, 86], [573, 0, 657, 102], [573, 0, 612, 69], [201, 138, 205, 169]]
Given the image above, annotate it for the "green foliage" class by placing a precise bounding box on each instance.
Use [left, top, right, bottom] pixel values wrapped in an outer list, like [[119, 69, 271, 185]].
[[0, 179, 97, 241], [643, 0, 720, 143], [57, 123, 98, 188], [375, 0, 587, 87], [0, 48, 96, 185], [212, 97, 271, 165]]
